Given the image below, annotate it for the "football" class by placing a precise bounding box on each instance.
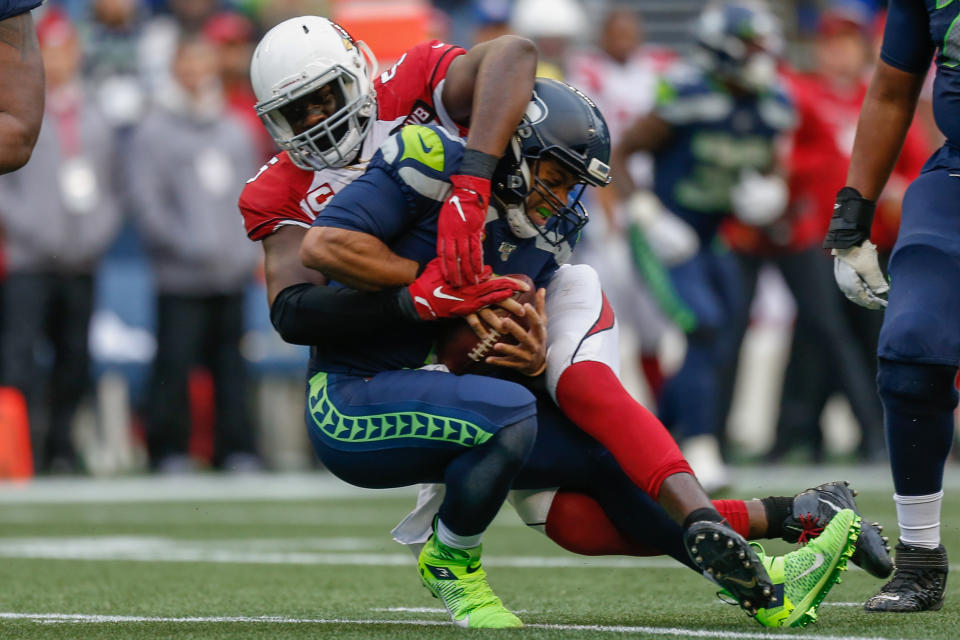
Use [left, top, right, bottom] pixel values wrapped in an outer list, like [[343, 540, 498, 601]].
[[435, 274, 536, 376]]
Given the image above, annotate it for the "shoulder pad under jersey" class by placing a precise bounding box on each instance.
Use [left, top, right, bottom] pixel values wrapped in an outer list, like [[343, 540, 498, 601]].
[[374, 124, 465, 203]]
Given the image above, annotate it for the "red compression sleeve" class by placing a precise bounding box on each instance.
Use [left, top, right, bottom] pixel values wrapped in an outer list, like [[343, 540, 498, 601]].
[[555, 361, 692, 500]]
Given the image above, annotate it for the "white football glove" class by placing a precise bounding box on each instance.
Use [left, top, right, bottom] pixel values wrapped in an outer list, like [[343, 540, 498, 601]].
[[832, 240, 889, 309], [627, 191, 699, 266], [730, 170, 787, 227]]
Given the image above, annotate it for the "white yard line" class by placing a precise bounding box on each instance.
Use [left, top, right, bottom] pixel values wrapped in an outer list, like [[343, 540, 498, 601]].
[[0, 536, 677, 568], [0, 464, 921, 504], [0, 611, 922, 639]]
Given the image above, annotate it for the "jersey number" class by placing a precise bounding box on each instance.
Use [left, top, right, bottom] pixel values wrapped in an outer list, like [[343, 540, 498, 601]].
[[380, 53, 408, 84]]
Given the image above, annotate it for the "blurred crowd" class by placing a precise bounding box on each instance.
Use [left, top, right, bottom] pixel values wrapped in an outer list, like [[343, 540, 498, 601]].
[[0, 0, 937, 480]]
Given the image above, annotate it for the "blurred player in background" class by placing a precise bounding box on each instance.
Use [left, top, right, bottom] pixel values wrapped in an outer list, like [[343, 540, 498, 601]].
[[0, 0, 44, 173], [611, 1, 794, 493], [822, 0, 960, 614], [566, 8, 679, 399]]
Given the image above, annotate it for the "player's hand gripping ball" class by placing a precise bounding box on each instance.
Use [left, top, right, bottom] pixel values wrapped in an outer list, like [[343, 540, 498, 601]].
[[436, 274, 536, 376]]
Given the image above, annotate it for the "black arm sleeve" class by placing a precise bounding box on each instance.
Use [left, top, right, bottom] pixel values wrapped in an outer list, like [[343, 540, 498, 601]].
[[270, 283, 419, 346]]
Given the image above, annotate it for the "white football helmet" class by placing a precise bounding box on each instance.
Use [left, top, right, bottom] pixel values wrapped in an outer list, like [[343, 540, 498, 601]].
[[250, 16, 378, 170]]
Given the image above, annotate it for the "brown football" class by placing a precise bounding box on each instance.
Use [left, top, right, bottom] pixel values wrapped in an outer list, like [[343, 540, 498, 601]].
[[435, 274, 536, 376]]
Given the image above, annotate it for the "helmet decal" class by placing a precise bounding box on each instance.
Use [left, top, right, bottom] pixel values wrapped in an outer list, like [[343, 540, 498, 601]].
[[492, 78, 611, 246]]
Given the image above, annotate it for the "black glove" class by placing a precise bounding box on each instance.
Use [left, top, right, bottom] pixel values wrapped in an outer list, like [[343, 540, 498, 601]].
[[823, 186, 876, 250]]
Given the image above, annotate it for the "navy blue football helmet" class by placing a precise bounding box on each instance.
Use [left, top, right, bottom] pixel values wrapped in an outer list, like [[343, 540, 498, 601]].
[[492, 78, 611, 246], [692, 1, 782, 92]]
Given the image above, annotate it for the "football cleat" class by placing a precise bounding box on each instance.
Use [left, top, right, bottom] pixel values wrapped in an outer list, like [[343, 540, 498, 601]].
[[684, 520, 773, 616], [864, 542, 948, 612], [418, 534, 522, 628], [784, 480, 893, 579], [753, 508, 861, 628]]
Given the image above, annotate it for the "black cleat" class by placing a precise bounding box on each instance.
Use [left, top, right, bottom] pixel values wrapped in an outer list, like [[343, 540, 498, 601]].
[[684, 520, 774, 616], [864, 542, 947, 612], [784, 480, 893, 579]]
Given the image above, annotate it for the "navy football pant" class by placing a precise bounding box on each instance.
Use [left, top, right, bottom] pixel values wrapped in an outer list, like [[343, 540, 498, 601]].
[[307, 369, 537, 536], [877, 167, 960, 495], [307, 368, 693, 566]]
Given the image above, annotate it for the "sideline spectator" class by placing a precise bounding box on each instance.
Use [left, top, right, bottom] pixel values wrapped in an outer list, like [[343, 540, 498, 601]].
[[129, 34, 261, 473], [203, 10, 275, 161], [0, 10, 122, 472]]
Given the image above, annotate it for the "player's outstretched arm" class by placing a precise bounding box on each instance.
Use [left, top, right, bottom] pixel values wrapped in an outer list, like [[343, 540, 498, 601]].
[[435, 36, 537, 287], [0, 12, 43, 173]]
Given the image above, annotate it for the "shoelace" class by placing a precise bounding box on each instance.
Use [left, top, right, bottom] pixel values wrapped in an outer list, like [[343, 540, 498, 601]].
[[795, 514, 825, 545], [458, 571, 504, 611]]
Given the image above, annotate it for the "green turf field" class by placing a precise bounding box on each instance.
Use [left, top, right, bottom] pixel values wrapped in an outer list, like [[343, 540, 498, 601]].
[[0, 466, 958, 639]]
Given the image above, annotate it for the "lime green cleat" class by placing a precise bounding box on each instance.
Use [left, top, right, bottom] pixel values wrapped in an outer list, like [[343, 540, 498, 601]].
[[418, 534, 522, 629], [753, 508, 861, 628]]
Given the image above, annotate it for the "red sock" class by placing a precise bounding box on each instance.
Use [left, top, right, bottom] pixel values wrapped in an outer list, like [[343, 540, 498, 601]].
[[714, 499, 751, 538], [555, 361, 691, 500], [545, 491, 753, 556]]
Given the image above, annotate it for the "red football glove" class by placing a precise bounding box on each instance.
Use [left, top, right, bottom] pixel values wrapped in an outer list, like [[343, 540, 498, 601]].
[[404, 258, 522, 320], [437, 174, 490, 287]]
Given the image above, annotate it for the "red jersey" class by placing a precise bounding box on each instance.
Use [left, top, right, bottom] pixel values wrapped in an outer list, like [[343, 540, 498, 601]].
[[724, 70, 930, 255], [238, 41, 465, 242]]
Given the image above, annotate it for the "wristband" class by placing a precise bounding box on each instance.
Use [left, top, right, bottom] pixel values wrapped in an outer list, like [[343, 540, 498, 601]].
[[395, 287, 423, 322], [458, 148, 499, 180], [823, 186, 876, 249]]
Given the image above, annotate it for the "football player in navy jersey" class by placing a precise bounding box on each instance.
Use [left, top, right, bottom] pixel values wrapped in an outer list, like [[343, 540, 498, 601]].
[[823, 0, 960, 613], [0, 1, 43, 173], [300, 78, 865, 629], [610, 1, 793, 493]]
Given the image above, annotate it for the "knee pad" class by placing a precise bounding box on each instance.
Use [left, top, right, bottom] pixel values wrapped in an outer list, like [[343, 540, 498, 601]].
[[544, 264, 620, 398], [877, 359, 959, 416], [507, 488, 558, 534]]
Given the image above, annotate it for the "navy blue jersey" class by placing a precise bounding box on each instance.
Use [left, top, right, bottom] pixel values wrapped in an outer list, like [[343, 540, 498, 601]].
[[651, 62, 794, 241], [881, 0, 960, 145], [0, 0, 41, 20], [310, 124, 581, 375]]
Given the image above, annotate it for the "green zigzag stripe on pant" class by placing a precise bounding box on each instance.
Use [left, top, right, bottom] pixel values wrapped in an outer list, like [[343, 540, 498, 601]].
[[307, 371, 494, 447]]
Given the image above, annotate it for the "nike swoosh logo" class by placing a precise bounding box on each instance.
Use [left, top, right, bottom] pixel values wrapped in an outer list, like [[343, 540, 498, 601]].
[[465, 564, 481, 574], [818, 497, 843, 513], [873, 594, 900, 601], [433, 286, 464, 301], [418, 134, 433, 154], [795, 552, 826, 580], [722, 575, 757, 589]]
